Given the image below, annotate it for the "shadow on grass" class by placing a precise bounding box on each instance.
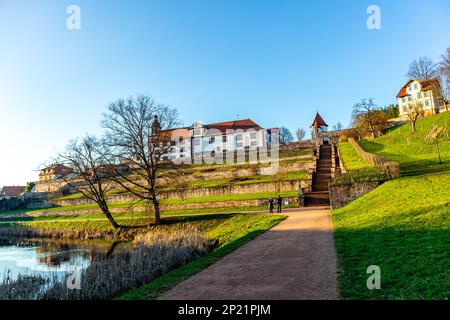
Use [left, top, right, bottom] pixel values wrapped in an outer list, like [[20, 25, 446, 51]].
[[334, 226, 450, 300]]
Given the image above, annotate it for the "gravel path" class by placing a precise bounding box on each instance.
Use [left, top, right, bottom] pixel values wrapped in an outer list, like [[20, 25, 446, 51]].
[[159, 206, 338, 300]]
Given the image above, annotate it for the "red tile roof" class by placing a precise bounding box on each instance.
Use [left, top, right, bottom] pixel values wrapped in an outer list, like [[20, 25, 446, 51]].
[[396, 78, 440, 98], [204, 119, 262, 136], [0, 186, 26, 197], [158, 119, 263, 141], [310, 112, 328, 128], [39, 164, 73, 176]]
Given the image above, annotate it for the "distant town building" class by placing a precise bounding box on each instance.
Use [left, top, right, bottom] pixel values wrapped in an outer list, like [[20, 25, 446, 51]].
[[0, 186, 26, 199], [38, 164, 74, 182], [152, 117, 275, 161], [397, 78, 447, 119], [310, 112, 329, 144]]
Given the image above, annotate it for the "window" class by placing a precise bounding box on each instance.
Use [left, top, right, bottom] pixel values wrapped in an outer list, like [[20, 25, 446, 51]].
[[419, 102, 423, 109], [425, 100, 430, 107], [216, 146, 221, 152], [179, 137, 184, 143], [402, 97, 406, 103], [414, 83, 418, 90], [180, 147, 184, 153], [250, 132, 257, 139], [424, 91, 430, 97], [170, 141, 176, 146], [236, 134, 243, 141], [417, 93, 421, 99], [193, 129, 201, 135], [236, 142, 243, 148], [209, 137, 215, 144], [408, 96, 412, 102], [222, 135, 227, 142], [251, 141, 257, 147], [194, 139, 200, 145], [402, 106, 407, 113]]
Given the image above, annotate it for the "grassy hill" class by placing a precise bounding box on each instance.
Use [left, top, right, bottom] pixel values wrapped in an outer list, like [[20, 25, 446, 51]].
[[333, 111, 450, 300], [360, 112, 450, 176]]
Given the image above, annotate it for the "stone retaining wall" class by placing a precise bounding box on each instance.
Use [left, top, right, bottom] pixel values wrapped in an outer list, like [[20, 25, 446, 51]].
[[7, 196, 299, 218], [50, 180, 302, 207], [348, 138, 400, 180], [329, 181, 381, 209]]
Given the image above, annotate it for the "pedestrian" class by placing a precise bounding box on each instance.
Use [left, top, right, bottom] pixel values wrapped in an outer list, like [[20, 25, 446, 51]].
[[297, 187, 305, 207], [268, 198, 274, 213], [277, 195, 282, 213]]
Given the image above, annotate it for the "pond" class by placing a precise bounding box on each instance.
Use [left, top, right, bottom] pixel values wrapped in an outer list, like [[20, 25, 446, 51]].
[[0, 239, 128, 282]]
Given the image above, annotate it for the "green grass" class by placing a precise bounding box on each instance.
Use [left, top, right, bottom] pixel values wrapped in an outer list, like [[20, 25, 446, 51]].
[[1, 191, 300, 218], [116, 213, 286, 300], [333, 171, 450, 299], [333, 113, 450, 300], [359, 112, 450, 176], [339, 142, 373, 171]]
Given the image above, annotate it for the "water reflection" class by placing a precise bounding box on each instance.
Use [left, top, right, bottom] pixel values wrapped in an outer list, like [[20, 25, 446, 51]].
[[0, 239, 127, 281]]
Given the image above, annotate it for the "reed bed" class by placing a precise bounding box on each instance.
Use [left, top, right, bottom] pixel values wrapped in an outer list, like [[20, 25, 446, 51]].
[[0, 226, 212, 300]]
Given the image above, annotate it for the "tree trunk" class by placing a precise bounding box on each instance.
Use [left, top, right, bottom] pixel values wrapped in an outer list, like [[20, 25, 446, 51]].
[[103, 208, 120, 229], [152, 198, 161, 225]]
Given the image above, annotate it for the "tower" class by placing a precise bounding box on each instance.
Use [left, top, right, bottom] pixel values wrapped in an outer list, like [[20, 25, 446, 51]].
[[310, 112, 328, 141]]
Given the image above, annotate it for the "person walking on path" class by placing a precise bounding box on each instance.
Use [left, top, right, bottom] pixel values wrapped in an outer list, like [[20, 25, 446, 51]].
[[297, 187, 305, 207], [268, 198, 274, 213], [277, 195, 282, 213]]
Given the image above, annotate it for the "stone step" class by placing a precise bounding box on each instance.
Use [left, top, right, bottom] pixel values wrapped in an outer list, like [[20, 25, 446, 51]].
[[304, 191, 330, 206]]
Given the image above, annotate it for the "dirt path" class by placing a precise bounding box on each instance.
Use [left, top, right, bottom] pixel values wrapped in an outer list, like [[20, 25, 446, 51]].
[[159, 206, 338, 300]]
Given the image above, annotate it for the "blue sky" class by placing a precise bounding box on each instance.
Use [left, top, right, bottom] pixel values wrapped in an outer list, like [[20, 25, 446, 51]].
[[1, 0, 449, 186]]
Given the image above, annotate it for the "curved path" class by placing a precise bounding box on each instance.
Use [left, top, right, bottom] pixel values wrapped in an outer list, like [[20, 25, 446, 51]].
[[159, 206, 338, 300]]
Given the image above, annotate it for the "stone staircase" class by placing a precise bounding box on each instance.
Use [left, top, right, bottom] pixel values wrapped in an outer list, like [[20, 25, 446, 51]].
[[305, 145, 332, 207]]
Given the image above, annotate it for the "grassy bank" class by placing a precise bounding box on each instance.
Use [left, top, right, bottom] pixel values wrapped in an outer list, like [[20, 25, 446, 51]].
[[117, 213, 285, 300], [333, 112, 450, 299], [333, 171, 450, 299], [338, 142, 373, 170], [359, 112, 450, 176]]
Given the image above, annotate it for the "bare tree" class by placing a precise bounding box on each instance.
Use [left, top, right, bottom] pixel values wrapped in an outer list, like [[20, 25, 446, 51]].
[[101, 95, 183, 225], [438, 46, 450, 109], [405, 98, 424, 132], [332, 122, 343, 131], [279, 127, 294, 145], [352, 98, 388, 138], [425, 124, 449, 164], [295, 128, 306, 141], [57, 135, 120, 229], [406, 57, 438, 81]]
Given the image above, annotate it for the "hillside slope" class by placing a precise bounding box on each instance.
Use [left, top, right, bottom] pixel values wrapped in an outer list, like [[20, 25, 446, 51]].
[[333, 112, 450, 300]]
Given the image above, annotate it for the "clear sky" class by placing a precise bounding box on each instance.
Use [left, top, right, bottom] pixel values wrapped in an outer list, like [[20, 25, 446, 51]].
[[1, 0, 449, 186]]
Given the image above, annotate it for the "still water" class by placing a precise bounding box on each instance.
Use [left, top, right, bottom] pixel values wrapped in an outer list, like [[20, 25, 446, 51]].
[[0, 240, 126, 281]]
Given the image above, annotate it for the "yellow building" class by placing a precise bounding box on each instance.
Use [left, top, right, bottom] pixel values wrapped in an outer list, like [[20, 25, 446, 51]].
[[397, 78, 447, 119]]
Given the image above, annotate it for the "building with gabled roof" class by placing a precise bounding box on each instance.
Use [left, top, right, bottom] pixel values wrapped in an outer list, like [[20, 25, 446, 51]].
[[396, 78, 447, 119], [0, 186, 26, 199], [152, 117, 273, 161]]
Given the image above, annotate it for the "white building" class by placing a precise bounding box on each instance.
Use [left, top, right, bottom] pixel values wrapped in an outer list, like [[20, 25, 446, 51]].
[[152, 117, 275, 161], [396, 78, 447, 119]]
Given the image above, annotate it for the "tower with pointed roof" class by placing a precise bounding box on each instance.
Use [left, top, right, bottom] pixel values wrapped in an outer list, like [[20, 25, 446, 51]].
[[310, 112, 328, 141]]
